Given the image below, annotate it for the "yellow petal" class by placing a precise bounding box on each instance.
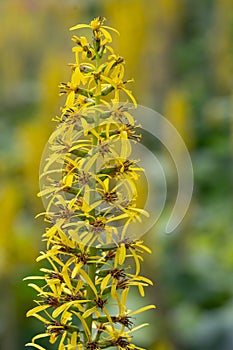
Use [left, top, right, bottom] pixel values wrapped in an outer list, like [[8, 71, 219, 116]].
[[129, 323, 149, 333], [100, 28, 113, 42], [62, 268, 74, 291], [111, 280, 118, 300], [129, 305, 156, 316], [138, 284, 145, 297], [71, 310, 91, 337], [52, 301, 72, 318], [69, 24, 90, 31], [107, 213, 129, 222], [71, 68, 81, 85], [27, 283, 44, 294], [118, 244, 126, 265], [82, 306, 96, 319], [102, 26, 120, 35], [121, 289, 129, 313], [23, 276, 45, 281], [79, 269, 98, 296], [26, 305, 50, 317], [71, 331, 77, 347], [32, 333, 50, 342], [71, 262, 83, 279], [34, 314, 49, 324], [66, 91, 75, 108], [101, 274, 111, 293], [131, 249, 140, 275], [58, 332, 67, 350], [134, 275, 153, 285], [122, 87, 137, 107], [26, 343, 46, 350], [101, 75, 117, 88]]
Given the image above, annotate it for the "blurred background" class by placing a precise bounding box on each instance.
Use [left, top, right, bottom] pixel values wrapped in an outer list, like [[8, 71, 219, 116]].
[[0, 0, 232, 349]]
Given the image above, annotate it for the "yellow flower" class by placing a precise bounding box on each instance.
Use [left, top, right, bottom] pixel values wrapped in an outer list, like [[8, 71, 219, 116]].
[[70, 16, 119, 43], [90, 17, 106, 31], [25, 17, 155, 350]]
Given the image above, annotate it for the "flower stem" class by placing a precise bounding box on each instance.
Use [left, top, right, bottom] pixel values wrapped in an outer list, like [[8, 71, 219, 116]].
[[85, 246, 97, 342], [95, 50, 100, 106], [84, 41, 101, 343]]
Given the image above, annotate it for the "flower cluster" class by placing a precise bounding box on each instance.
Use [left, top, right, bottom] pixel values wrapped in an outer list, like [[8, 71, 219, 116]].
[[25, 17, 155, 350]]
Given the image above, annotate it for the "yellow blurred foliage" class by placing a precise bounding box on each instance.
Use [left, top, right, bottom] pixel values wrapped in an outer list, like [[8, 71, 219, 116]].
[[210, 0, 233, 92], [0, 1, 232, 349], [153, 340, 175, 350], [0, 182, 37, 272], [163, 89, 194, 149]]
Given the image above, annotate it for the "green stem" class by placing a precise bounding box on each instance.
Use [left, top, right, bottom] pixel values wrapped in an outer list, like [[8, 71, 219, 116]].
[[85, 246, 97, 342], [95, 50, 100, 106], [84, 39, 101, 344]]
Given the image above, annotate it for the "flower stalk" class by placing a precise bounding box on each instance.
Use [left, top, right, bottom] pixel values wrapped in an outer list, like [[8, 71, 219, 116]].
[[25, 17, 155, 350]]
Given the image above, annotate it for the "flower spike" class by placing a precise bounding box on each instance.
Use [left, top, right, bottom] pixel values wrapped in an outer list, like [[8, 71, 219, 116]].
[[25, 17, 154, 350]]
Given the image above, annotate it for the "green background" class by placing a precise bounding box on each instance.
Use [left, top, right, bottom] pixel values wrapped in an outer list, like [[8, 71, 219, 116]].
[[0, 1, 232, 349]]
